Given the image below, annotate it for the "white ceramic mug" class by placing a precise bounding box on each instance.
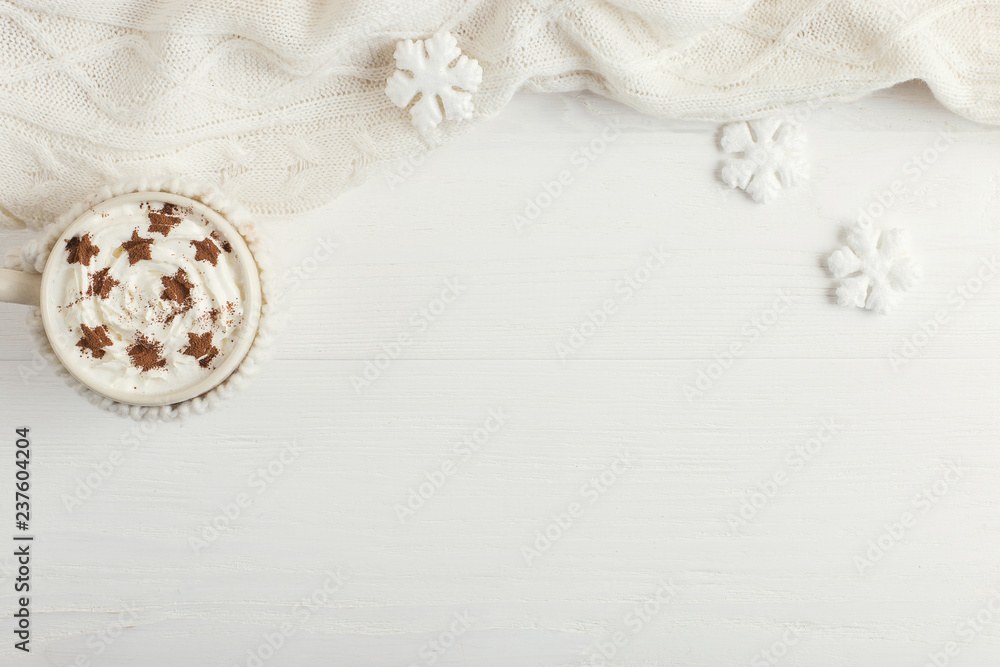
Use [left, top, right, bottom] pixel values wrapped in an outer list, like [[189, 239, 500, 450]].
[[0, 191, 262, 406]]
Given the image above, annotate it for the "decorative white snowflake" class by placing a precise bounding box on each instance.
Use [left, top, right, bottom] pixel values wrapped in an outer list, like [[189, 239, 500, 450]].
[[827, 224, 921, 315], [385, 31, 483, 133], [720, 117, 808, 203]]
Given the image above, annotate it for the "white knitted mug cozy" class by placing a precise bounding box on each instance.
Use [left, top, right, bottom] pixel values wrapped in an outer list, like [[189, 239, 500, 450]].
[[3, 176, 282, 421]]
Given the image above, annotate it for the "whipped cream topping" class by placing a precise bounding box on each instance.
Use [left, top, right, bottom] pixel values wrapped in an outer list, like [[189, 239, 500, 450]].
[[48, 198, 250, 398]]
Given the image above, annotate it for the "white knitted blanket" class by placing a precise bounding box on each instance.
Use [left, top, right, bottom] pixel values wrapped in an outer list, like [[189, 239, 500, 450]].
[[0, 0, 997, 229]]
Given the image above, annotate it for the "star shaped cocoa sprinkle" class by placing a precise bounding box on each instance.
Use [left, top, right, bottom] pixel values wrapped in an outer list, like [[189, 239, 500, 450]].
[[182, 332, 220, 369], [147, 201, 191, 236], [127, 332, 166, 372], [76, 324, 112, 359], [65, 233, 99, 266], [86, 267, 119, 299], [121, 230, 154, 265], [160, 268, 193, 305], [210, 231, 233, 253], [191, 237, 221, 266]]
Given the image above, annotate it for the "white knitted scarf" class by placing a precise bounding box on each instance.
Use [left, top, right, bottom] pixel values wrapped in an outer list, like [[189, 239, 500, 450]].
[[0, 0, 996, 230]]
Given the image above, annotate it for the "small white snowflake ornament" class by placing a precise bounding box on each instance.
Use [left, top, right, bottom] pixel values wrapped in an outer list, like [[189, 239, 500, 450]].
[[720, 117, 808, 203], [827, 224, 921, 315], [386, 31, 483, 133]]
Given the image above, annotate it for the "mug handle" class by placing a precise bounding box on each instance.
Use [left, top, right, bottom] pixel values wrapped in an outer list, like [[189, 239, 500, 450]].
[[0, 268, 42, 306]]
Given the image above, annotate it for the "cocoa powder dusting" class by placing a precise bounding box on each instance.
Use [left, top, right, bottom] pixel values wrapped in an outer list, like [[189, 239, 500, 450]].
[[182, 332, 220, 369], [210, 231, 233, 253], [160, 268, 193, 304], [148, 202, 191, 235], [127, 332, 167, 372], [199, 350, 219, 368], [191, 237, 221, 265], [86, 268, 119, 299], [76, 324, 112, 359], [148, 212, 180, 235], [66, 233, 100, 266], [121, 230, 154, 265]]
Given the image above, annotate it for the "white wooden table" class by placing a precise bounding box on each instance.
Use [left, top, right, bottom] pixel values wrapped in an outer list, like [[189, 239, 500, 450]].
[[2, 82, 1000, 666]]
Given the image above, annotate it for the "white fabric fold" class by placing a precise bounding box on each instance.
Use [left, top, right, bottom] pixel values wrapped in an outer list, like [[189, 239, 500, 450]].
[[0, 0, 996, 228]]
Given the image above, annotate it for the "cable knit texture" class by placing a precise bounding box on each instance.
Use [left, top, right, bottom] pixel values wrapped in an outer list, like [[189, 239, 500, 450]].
[[0, 0, 997, 229], [4, 176, 281, 421]]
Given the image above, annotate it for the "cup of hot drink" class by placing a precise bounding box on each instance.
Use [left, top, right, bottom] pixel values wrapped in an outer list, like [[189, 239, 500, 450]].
[[0, 190, 262, 407]]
